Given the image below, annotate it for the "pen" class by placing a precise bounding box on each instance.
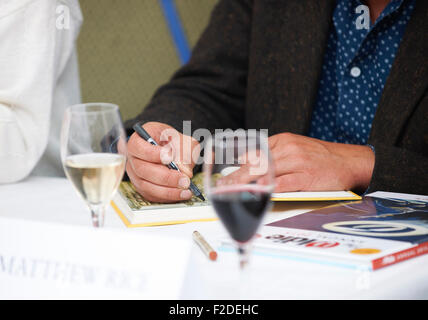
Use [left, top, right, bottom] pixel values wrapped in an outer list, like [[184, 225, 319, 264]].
[[132, 122, 205, 201], [193, 231, 217, 261]]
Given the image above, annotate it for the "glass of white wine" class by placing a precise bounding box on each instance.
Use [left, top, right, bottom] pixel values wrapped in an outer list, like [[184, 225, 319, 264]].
[[60, 103, 127, 227]]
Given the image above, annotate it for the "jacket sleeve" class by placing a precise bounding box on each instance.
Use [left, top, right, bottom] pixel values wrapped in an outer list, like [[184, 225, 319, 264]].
[[124, 0, 253, 135], [367, 91, 428, 195], [367, 144, 428, 195]]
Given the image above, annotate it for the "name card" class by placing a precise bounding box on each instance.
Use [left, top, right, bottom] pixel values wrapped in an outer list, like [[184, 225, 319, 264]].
[[0, 217, 191, 299]]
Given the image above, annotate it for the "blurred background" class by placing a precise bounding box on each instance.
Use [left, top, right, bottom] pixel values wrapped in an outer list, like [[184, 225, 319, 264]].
[[77, 0, 218, 121]]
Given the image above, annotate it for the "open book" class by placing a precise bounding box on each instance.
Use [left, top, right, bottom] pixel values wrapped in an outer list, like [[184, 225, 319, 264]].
[[112, 173, 216, 227]]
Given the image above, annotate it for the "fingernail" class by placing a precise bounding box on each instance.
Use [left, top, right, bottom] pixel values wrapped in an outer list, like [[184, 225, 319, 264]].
[[178, 177, 190, 189], [180, 190, 192, 199]]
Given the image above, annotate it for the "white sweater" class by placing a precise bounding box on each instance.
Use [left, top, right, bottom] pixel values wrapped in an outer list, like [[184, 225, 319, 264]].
[[0, 0, 82, 183]]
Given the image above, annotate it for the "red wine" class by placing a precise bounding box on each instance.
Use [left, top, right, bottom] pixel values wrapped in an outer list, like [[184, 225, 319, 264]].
[[211, 186, 271, 243]]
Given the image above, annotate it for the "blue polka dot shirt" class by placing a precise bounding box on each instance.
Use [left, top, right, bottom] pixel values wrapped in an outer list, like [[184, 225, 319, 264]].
[[309, 0, 415, 145]]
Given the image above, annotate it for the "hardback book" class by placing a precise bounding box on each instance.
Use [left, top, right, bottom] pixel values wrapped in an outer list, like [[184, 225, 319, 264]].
[[111, 173, 216, 227], [225, 192, 428, 271]]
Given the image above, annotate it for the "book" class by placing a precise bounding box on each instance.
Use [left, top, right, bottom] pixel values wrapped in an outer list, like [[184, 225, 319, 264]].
[[271, 190, 361, 201], [112, 172, 361, 227], [223, 191, 428, 271], [111, 173, 216, 227]]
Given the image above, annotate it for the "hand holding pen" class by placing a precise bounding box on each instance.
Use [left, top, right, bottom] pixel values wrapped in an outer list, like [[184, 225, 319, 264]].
[[123, 121, 204, 203]]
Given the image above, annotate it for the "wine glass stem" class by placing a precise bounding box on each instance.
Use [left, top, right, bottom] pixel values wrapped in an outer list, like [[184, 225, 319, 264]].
[[238, 243, 251, 270], [237, 242, 252, 299], [90, 204, 105, 228]]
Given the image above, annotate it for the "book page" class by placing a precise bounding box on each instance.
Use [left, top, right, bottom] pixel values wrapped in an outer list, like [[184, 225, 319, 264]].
[[117, 173, 208, 211], [271, 191, 361, 201]]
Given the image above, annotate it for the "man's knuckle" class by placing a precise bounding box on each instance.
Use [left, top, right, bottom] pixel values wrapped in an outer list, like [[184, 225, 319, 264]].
[[160, 171, 175, 187], [168, 172, 181, 187], [158, 187, 178, 201], [127, 135, 138, 152], [298, 152, 310, 162], [131, 179, 144, 195], [280, 132, 296, 142], [286, 142, 300, 153], [131, 159, 147, 177]]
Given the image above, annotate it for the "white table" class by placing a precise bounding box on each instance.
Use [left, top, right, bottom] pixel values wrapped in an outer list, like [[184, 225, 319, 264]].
[[1, 176, 427, 299]]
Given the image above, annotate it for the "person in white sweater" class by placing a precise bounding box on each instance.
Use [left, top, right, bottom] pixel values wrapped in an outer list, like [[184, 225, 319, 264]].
[[0, 0, 83, 183]]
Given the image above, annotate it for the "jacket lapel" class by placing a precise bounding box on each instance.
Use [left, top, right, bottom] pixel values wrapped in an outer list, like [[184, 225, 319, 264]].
[[369, 0, 428, 145], [271, 0, 336, 135]]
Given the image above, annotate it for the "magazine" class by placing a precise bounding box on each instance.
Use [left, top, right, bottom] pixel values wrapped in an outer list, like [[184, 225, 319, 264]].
[[226, 192, 428, 270]]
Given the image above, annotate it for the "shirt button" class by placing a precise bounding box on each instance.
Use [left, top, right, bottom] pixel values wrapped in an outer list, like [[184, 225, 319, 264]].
[[350, 66, 361, 78]]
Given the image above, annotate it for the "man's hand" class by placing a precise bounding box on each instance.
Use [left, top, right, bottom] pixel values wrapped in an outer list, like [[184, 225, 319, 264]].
[[268, 133, 375, 193], [120, 121, 200, 203]]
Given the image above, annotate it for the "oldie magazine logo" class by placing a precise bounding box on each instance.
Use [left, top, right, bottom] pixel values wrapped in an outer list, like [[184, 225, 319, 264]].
[[322, 221, 428, 237], [265, 234, 339, 248]]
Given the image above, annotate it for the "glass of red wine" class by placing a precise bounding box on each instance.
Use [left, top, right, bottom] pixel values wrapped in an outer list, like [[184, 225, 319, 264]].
[[203, 130, 274, 270]]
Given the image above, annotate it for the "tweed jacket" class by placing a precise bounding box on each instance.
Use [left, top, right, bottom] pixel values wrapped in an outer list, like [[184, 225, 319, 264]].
[[125, 0, 428, 195]]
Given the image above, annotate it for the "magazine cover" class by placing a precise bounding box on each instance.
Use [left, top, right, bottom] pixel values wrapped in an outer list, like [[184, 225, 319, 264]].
[[250, 195, 428, 270]]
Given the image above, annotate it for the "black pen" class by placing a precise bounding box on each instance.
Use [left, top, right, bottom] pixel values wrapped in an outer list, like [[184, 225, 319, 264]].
[[132, 122, 205, 201]]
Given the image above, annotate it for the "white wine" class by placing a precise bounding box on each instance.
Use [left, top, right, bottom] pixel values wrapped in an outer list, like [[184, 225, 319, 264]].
[[64, 153, 126, 205]]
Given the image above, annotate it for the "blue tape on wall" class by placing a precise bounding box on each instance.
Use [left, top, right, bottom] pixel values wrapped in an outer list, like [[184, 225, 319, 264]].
[[159, 0, 191, 65]]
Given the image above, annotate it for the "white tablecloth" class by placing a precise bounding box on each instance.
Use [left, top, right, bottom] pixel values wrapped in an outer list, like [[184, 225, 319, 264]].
[[1, 176, 427, 299]]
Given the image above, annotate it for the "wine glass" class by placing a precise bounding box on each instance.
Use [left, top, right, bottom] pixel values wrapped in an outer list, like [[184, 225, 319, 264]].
[[203, 130, 275, 270], [60, 103, 127, 227]]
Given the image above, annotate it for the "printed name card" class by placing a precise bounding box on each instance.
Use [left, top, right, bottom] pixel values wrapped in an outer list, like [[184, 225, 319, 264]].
[[0, 217, 191, 299]]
